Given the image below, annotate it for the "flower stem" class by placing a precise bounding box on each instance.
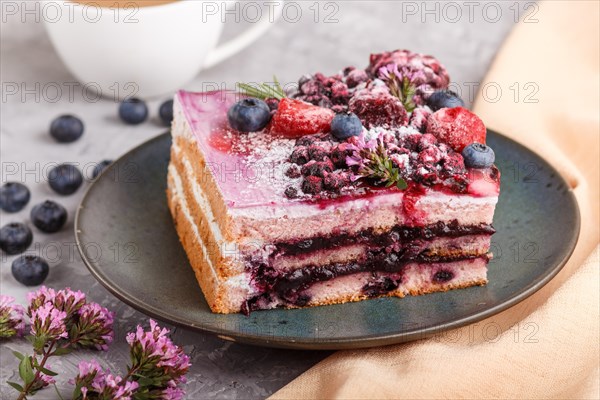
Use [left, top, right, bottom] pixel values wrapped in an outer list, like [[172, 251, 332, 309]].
[[53, 383, 65, 400], [16, 340, 56, 400], [121, 365, 140, 384]]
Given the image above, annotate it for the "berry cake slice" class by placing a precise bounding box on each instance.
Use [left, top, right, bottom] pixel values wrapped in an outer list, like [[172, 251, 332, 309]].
[[167, 49, 500, 314]]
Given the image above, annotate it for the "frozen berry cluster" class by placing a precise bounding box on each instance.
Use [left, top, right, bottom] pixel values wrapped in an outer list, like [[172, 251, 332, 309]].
[[285, 127, 471, 199], [348, 85, 408, 129], [350, 129, 470, 193], [395, 132, 469, 191], [293, 73, 352, 111], [291, 49, 449, 124], [285, 134, 355, 197], [366, 49, 450, 105]]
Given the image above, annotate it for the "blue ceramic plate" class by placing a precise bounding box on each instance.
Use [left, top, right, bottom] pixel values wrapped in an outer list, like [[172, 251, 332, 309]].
[[75, 131, 579, 350]]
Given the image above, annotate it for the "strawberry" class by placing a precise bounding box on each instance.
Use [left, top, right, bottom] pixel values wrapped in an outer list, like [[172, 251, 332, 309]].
[[269, 98, 334, 138], [426, 107, 486, 152]]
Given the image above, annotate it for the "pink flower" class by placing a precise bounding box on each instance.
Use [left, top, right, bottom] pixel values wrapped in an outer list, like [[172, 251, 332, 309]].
[[30, 302, 68, 340], [54, 288, 86, 317], [27, 286, 57, 315], [76, 359, 104, 377], [126, 319, 190, 393], [74, 303, 114, 351], [72, 360, 139, 400], [379, 63, 427, 89], [28, 286, 86, 317], [0, 295, 25, 338], [162, 386, 186, 400]]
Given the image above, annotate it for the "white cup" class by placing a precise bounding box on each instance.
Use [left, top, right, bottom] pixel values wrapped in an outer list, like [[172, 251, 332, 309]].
[[43, 0, 282, 98]]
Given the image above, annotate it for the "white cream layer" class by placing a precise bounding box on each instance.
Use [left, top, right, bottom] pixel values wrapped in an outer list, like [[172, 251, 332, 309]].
[[168, 164, 254, 295]]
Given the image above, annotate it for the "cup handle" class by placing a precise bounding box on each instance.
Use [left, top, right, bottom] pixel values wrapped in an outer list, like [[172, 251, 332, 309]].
[[203, 1, 284, 69]]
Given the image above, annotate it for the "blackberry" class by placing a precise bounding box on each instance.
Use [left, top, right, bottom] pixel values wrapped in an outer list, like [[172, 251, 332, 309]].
[[301, 160, 333, 178], [284, 186, 299, 199], [289, 147, 309, 165], [301, 176, 323, 194], [285, 165, 301, 179]]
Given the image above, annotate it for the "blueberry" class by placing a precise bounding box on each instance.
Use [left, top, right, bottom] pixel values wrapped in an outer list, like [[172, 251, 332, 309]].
[[12, 255, 49, 286], [426, 90, 465, 111], [227, 98, 271, 132], [50, 115, 84, 143], [462, 143, 495, 168], [0, 182, 30, 213], [30, 200, 67, 233], [0, 223, 33, 255], [159, 99, 174, 125], [48, 163, 83, 195], [330, 112, 363, 140], [92, 160, 113, 180], [119, 98, 148, 125]]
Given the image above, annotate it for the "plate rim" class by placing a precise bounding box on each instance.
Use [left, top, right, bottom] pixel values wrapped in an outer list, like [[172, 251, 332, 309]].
[[74, 130, 581, 350]]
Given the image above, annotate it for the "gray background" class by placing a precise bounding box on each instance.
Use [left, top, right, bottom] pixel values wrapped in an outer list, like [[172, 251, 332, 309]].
[[1, 1, 516, 398]]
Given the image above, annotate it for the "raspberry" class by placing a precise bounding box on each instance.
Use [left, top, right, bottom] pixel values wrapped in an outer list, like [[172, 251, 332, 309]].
[[285, 164, 302, 178], [390, 153, 410, 170], [264, 97, 280, 112], [345, 69, 369, 88], [417, 147, 443, 165], [441, 152, 467, 175], [330, 81, 350, 104], [343, 66, 356, 76], [270, 98, 335, 138], [284, 186, 299, 199], [417, 133, 438, 151], [426, 107, 486, 152], [331, 105, 347, 114], [348, 89, 408, 128], [301, 160, 333, 177], [412, 165, 438, 185], [301, 176, 323, 194], [289, 146, 309, 165], [399, 133, 422, 151], [409, 107, 431, 133]]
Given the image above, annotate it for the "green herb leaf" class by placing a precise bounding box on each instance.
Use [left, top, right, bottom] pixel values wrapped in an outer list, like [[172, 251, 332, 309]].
[[32, 335, 46, 353], [7, 381, 24, 392], [52, 347, 72, 356], [72, 383, 82, 399], [18, 355, 34, 385], [237, 76, 287, 100], [12, 351, 25, 361], [133, 373, 155, 387], [36, 365, 58, 376]]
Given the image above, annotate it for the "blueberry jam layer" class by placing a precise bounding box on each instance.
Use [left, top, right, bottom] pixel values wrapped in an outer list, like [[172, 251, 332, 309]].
[[242, 251, 490, 314], [272, 219, 495, 258]]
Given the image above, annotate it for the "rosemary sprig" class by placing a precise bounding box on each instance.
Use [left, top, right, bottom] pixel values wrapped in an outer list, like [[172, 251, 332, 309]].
[[237, 75, 286, 100]]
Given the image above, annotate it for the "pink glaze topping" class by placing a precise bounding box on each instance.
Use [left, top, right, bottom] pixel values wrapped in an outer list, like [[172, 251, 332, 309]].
[[175, 90, 500, 212]]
